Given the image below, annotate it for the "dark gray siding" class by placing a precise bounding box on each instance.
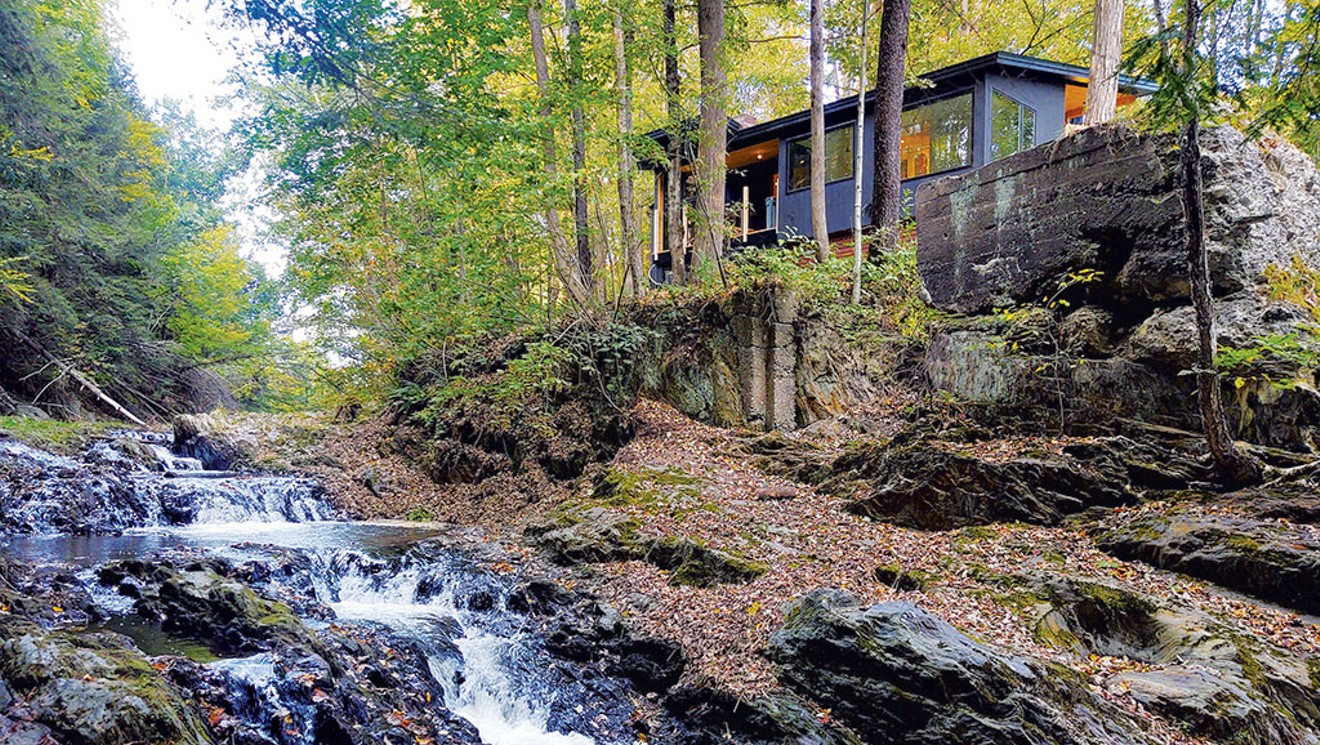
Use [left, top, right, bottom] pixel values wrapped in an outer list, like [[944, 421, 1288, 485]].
[[727, 66, 1078, 242]]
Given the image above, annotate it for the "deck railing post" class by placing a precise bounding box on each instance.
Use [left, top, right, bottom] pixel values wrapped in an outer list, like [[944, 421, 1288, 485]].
[[741, 185, 750, 239]]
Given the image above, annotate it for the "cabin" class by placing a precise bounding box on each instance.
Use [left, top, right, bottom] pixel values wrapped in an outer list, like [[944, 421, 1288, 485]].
[[645, 51, 1156, 283]]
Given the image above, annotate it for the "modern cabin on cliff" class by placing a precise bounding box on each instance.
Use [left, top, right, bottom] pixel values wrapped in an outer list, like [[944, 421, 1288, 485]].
[[644, 52, 1156, 283]]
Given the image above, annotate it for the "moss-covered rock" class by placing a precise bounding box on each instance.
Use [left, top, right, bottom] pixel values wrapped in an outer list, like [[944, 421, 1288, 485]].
[[1095, 505, 1320, 615], [871, 563, 936, 592], [0, 617, 211, 745], [1026, 575, 1320, 745], [826, 439, 1135, 530], [768, 590, 1157, 744], [525, 504, 767, 587], [97, 560, 321, 657]]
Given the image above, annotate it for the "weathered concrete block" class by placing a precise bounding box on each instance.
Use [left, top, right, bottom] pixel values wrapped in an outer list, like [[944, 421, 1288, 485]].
[[765, 324, 792, 433], [916, 125, 1320, 315]]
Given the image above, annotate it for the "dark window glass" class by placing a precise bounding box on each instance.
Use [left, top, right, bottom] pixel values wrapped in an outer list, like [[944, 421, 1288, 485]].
[[788, 125, 854, 190]]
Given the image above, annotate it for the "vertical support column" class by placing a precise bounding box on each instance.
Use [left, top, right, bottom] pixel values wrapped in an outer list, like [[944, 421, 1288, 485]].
[[735, 311, 768, 428], [764, 288, 798, 431]]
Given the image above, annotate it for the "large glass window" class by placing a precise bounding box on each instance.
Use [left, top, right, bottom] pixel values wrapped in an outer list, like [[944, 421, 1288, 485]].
[[900, 93, 972, 180], [788, 125, 854, 191], [991, 90, 1036, 160]]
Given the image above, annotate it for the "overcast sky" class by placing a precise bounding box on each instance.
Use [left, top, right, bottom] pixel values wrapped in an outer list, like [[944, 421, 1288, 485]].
[[111, 0, 287, 276], [112, 0, 244, 128]]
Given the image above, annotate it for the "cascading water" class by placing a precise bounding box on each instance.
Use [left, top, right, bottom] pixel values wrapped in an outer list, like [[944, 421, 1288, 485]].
[[0, 432, 629, 745]]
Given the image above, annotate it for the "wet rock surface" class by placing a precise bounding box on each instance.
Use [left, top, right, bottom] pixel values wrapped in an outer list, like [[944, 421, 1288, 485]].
[[0, 433, 328, 534], [172, 414, 257, 471], [768, 589, 1155, 744], [0, 614, 212, 745], [1095, 490, 1320, 615], [1028, 576, 1320, 745], [826, 439, 1135, 530]]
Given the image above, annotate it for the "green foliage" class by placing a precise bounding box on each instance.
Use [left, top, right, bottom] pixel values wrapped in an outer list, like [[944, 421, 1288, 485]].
[[862, 231, 942, 341], [1263, 254, 1320, 324], [0, 0, 285, 416], [0, 257, 33, 304], [1216, 255, 1320, 387], [161, 226, 259, 363], [0, 415, 114, 453], [719, 244, 851, 305]]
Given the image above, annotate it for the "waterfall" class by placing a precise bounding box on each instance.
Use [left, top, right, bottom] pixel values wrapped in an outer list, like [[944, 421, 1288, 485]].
[[315, 552, 597, 745], [0, 432, 614, 745]]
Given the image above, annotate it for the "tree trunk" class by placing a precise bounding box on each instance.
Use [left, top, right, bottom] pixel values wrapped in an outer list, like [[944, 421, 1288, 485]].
[[853, 3, 870, 303], [614, 7, 643, 296], [694, 0, 727, 283], [663, 0, 687, 285], [809, 0, 831, 261], [528, 0, 592, 308], [1085, 0, 1124, 124], [1180, 0, 1260, 485], [565, 0, 594, 298], [869, 0, 912, 258]]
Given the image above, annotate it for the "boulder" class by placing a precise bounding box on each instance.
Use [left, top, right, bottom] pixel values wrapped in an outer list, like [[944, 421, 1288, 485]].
[[1029, 576, 1320, 744], [0, 618, 210, 745], [767, 590, 1154, 744], [171, 414, 255, 471], [97, 560, 320, 655], [829, 441, 1134, 530]]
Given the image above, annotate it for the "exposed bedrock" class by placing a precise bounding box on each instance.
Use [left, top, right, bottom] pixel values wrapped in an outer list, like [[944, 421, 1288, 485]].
[[1028, 576, 1320, 745], [767, 589, 1159, 745], [827, 440, 1135, 530], [1094, 484, 1320, 615], [916, 125, 1320, 450]]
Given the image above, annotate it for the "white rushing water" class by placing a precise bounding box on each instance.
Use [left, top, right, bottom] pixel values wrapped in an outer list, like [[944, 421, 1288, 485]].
[[325, 557, 595, 745], [2, 431, 605, 745]]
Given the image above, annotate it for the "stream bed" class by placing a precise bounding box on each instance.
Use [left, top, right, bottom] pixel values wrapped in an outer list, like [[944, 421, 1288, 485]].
[[0, 433, 646, 745]]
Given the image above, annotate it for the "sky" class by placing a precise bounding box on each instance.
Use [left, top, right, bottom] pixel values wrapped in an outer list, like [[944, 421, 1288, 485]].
[[110, 0, 286, 275]]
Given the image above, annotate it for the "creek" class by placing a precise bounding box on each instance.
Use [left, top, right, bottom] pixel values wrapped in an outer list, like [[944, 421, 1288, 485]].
[[0, 432, 632, 745]]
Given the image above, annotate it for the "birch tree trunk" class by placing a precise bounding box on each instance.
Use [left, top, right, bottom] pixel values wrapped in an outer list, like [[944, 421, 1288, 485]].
[[528, 0, 592, 308], [694, 0, 727, 284], [613, 7, 643, 296], [853, 3, 870, 303], [870, 0, 912, 257], [809, 0, 831, 261], [663, 0, 687, 285], [565, 0, 594, 298], [1085, 0, 1124, 124]]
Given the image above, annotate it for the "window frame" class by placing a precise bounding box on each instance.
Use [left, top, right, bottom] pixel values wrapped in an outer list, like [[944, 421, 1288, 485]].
[[988, 87, 1038, 161], [897, 90, 976, 182], [785, 122, 857, 193]]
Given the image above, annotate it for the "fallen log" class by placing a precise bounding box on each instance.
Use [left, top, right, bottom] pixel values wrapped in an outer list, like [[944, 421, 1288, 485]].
[[15, 331, 147, 427]]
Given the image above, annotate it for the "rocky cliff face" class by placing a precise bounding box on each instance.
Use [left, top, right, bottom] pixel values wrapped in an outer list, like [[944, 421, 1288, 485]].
[[915, 125, 1320, 450]]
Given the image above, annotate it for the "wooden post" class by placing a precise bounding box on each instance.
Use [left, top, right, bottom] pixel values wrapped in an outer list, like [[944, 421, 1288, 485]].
[[742, 185, 750, 239], [682, 206, 689, 250], [654, 174, 664, 259]]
